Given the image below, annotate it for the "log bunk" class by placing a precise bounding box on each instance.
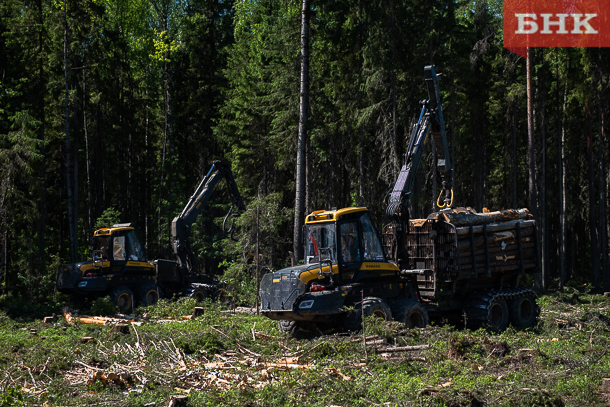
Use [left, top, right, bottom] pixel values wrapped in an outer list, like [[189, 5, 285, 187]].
[[401, 208, 538, 301]]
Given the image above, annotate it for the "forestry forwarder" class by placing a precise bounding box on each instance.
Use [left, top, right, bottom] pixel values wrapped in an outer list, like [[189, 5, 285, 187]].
[[57, 160, 246, 313], [260, 66, 539, 335]]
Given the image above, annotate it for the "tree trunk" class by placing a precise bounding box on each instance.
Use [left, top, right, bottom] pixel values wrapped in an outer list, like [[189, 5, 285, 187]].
[[597, 50, 609, 291], [390, 0, 398, 174], [540, 61, 547, 290], [586, 98, 600, 290], [83, 72, 92, 239], [305, 131, 310, 215], [513, 103, 517, 209], [598, 96, 608, 290], [526, 48, 537, 224], [38, 0, 46, 270], [63, 0, 76, 263], [559, 60, 568, 289], [293, 0, 311, 261], [358, 0, 364, 207]]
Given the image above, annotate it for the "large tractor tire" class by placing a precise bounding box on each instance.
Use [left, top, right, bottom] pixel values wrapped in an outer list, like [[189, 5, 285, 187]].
[[111, 286, 134, 314], [487, 298, 509, 331], [508, 293, 538, 328], [395, 302, 429, 329], [189, 287, 208, 302], [138, 284, 160, 307], [278, 320, 302, 337], [343, 297, 392, 332]]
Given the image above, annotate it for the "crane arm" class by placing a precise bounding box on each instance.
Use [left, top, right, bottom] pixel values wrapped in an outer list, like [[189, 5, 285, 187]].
[[172, 160, 246, 274], [386, 65, 453, 224]]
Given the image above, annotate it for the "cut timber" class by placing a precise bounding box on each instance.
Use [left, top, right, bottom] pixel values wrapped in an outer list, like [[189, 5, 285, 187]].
[[457, 231, 534, 250], [43, 315, 57, 324], [432, 208, 532, 226], [376, 344, 430, 352], [62, 310, 142, 326], [192, 307, 205, 317], [458, 248, 536, 265], [400, 207, 539, 299], [457, 241, 536, 257], [455, 220, 535, 236], [458, 260, 537, 273]]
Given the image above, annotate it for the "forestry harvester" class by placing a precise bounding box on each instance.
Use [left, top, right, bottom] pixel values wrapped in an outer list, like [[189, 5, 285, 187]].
[[259, 66, 539, 335], [57, 160, 246, 313]]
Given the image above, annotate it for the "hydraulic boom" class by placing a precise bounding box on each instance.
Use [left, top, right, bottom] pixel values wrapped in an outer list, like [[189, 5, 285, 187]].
[[385, 65, 453, 267], [172, 160, 246, 274]]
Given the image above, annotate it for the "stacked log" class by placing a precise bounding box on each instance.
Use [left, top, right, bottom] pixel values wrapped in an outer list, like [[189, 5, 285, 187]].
[[412, 208, 537, 278], [428, 207, 533, 226]]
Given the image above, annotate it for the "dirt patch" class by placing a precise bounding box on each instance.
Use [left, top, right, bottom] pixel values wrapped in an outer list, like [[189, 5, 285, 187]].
[[485, 341, 510, 358]]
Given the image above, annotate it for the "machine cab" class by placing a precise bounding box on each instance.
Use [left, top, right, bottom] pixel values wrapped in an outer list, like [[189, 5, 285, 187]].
[[304, 208, 387, 284], [93, 223, 146, 269]]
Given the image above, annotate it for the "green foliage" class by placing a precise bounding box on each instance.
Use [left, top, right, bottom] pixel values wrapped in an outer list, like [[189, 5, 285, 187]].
[[0, 386, 24, 406], [94, 207, 122, 230], [89, 296, 117, 316], [135, 297, 203, 319], [362, 314, 395, 339], [0, 294, 64, 319]]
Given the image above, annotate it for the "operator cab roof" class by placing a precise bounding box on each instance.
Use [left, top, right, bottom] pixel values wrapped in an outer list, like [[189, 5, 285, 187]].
[[305, 207, 368, 224], [94, 223, 135, 236]]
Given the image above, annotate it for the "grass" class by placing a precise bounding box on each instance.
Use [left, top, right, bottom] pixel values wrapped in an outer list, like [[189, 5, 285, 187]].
[[0, 292, 609, 406]]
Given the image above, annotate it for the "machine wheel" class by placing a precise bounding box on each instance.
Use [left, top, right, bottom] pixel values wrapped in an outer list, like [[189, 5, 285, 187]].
[[508, 293, 538, 328], [111, 286, 134, 314], [395, 302, 429, 329], [487, 298, 509, 331], [189, 287, 208, 302], [278, 320, 299, 336], [344, 297, 392, 332], [138, 284, 160, 307]]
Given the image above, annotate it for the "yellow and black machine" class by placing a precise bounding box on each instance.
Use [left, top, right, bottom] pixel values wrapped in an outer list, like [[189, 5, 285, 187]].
[[260, 67, 539, 335], [260, 207, 426, 335], [57, 160, 246, 313]]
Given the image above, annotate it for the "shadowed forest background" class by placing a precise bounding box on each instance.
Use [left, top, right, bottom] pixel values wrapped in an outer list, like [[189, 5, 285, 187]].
[[1, 0, 609, 308]]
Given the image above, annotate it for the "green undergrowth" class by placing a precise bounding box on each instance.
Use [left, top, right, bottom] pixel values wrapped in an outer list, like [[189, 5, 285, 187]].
[[0, 292, 609, 406]]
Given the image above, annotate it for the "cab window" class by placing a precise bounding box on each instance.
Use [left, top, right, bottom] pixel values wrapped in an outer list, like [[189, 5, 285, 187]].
[[126, 231, 145, 261], [361, 214, 385, 262], [306, 224, 336, 264], [340, 221, 361, 264], [113, 236, 126, 261], [93, 236, 111, 261]]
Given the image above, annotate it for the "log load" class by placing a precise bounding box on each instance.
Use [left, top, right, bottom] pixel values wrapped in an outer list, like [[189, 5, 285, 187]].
[[402, 208, 538, 282], [428, 207, 533, 226]]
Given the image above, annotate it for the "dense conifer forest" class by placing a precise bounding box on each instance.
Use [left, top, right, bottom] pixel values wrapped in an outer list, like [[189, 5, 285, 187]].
[[1, 0, 609, 306]]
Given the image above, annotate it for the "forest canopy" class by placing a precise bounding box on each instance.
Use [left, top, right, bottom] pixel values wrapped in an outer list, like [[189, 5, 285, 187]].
[[0, 0, 608, 306]]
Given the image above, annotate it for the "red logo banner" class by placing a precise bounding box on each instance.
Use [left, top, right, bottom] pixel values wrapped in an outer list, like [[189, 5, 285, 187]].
[[504, 0, 610, 57]]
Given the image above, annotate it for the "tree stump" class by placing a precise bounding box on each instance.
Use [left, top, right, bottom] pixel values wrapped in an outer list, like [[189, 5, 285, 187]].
[[110, 323, 130, 334], [168, 395, 188, 407]]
